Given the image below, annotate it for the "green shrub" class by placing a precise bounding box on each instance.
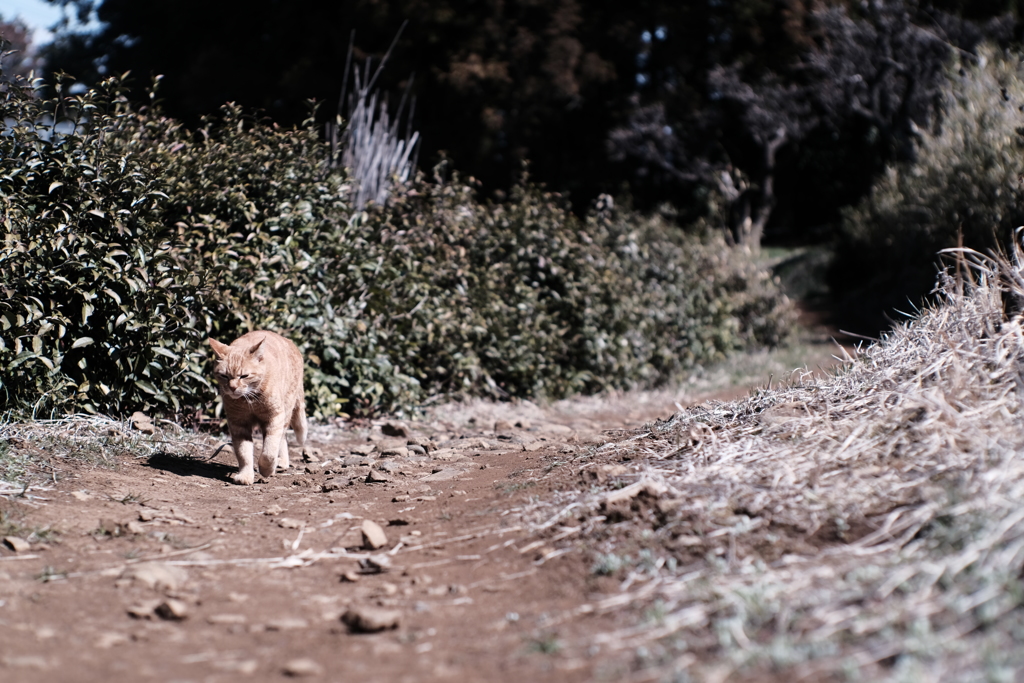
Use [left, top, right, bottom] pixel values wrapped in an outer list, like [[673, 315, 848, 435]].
[[832, 45, 1024, 331], [0, 76, 209, 415], [359, 179, 794, 404], [0, 73, 793, 420]]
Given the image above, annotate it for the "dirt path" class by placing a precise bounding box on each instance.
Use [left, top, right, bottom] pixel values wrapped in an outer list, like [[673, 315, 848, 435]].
[[0, 342, 848, 682]]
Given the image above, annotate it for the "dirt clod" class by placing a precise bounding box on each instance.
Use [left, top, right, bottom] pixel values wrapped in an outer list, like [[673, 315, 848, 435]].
[[381, 423, 410, 438], [341, 606, 402, 633]]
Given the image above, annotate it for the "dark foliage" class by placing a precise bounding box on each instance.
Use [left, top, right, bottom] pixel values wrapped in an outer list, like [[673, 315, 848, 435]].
[[0, 74, 793, 418], [609, 1, 1016, 247]]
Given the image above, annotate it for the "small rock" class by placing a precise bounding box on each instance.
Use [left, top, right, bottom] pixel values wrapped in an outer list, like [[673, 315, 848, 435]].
[[349, 444, 376, 455], [365, 469, 392, 484], [263, 504, 285, 516], [121, 562, 188, 591], [303, 463, 322, 474], [125, 521, 146, 535], [138, 509, 157, 522], [340, 571, 360, 583], [381, 422, 410, 438], [515, 420, 531, 429], [127, 599, 162, 619], [3, 536, 31, 553], [431, 449, 458, 461], [375, 461, 401, 474], [494, 419, 514, 433], [523, 441, 545, 452], [70, 491, 91, 501], [361, 520, 388, 550], [379, 446, 408, 458], [358, 555, 392, 574], [130, 411, 156, 435], [301, 448, 322, 463], [392, 494, 410, 502], [341, 606, 402, 633], [155, 598, 189, 621], [320, 477, 351, 493], [406, 444, 427, 456], [278, 518, 303, 529], [283, 658, 323, 677], [420, 467, 466, 482]]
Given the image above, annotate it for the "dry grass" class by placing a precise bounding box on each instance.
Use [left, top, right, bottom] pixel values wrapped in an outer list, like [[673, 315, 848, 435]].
[[524, 248, 1024, 680], [0, 414, 220, 495]]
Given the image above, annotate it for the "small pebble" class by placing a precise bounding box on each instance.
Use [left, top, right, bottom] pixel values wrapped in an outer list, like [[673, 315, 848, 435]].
[[361, 520, 388, 550], [283, 658, 323, 677], [3, 536, 30, 553], [155, 598, 189, 621]]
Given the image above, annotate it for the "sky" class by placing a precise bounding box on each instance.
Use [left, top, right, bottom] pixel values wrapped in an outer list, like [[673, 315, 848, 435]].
[[2, 0, 73, 45]]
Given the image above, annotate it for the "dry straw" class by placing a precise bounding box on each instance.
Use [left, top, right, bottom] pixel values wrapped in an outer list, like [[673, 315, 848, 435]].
[[527, 244, 1024, 679]]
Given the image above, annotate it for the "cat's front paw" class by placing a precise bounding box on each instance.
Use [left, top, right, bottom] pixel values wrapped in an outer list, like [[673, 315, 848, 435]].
[[230, 470, 255, 486]]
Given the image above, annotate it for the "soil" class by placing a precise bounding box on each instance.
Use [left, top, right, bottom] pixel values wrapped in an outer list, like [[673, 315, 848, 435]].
[[0, 342, 851, 682]]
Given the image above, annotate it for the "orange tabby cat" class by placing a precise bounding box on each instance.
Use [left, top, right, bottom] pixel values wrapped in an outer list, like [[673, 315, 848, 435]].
[[208, 331, 308, 485]]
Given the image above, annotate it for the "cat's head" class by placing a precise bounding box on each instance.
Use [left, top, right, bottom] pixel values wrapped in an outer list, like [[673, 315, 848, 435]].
[[209, 337, 266, 400]]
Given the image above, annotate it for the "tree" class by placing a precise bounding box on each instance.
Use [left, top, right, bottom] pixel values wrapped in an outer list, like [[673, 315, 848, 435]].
[[0, 15, 39, 81], [42, 0, 635, 203], [607, 0, 1013, 247]]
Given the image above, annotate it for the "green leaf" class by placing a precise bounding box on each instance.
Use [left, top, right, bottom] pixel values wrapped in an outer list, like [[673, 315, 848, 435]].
[[151, 346, 180, 361], [71, 337, 94, 349], [135, 380, 158, 395]]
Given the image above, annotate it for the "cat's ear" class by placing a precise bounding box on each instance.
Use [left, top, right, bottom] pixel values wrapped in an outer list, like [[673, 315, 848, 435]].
[[208, 338, 231, 359], [247, 337, 266, 360]]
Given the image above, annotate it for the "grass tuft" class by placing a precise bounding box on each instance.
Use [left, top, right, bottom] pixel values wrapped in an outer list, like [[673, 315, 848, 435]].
[[519, 241, 1024, 679]]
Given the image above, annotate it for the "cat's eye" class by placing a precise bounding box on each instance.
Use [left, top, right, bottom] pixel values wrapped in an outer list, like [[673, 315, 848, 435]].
[[239, 374, 249, 379]]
